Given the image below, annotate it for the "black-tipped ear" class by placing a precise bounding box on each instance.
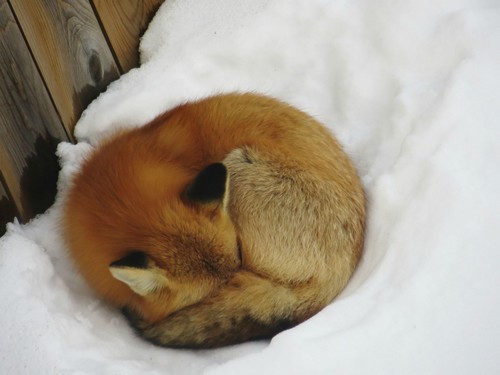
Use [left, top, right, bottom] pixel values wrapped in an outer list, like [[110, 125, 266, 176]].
[[109, 252, 168, 296], [186, 163, 228, 203], [110, 251, 149, 269]]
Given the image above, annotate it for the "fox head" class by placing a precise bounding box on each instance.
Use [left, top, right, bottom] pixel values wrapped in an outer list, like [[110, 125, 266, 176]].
[[63, 130, 241, 323]]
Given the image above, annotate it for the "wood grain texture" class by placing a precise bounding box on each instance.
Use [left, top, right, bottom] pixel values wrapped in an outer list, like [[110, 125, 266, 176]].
[[0, 0, 69, 230], [92, 0, 163, 72], [9, 0, 121, 134], [0, 172, 18, 236]]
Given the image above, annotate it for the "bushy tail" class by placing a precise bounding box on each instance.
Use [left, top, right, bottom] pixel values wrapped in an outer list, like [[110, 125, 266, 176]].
[[124, 270, 313, 349]]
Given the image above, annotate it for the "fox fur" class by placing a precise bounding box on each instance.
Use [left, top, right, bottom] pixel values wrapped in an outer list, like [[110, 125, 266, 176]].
[[63, 93, 365, 348]]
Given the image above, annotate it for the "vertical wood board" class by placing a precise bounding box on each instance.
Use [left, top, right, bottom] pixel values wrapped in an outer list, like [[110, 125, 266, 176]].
[[9, 0, 121, 134], [0, 0, 68, 228], [92, 0, 163, 72], [0, 172, 18, 236], [1, 0, 161, 233]]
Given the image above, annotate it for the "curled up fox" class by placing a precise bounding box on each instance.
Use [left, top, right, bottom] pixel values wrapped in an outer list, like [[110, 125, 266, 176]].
[[63, 93, 366, 348]]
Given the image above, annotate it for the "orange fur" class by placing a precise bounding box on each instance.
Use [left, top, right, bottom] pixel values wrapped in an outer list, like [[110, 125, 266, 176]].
[[63, 93, 365, 347]]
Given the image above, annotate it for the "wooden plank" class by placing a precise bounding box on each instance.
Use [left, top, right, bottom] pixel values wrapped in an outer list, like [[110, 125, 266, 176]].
[[9, 0, 121, 135], [92, 0, 163, 72], [0, 173, 19, 236], [0, 0, 68, 225]]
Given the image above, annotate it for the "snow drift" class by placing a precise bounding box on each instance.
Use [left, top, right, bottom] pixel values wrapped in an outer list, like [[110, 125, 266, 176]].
[[1, 0, 499, 374]]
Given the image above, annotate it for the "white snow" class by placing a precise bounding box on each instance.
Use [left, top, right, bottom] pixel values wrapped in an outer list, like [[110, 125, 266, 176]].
[[1, 0, 499, 373]]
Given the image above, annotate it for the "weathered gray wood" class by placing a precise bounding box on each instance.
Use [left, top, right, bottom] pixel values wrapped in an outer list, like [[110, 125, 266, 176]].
[[9, 0, 121, 134], [92, 0, 163, 72], [1, 0, 159, 230], [0, 0, 68, 226], [0, 172, 18, 236]]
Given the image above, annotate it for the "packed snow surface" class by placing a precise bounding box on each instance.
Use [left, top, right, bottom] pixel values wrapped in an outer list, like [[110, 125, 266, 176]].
[[1, 0, 499, 374]]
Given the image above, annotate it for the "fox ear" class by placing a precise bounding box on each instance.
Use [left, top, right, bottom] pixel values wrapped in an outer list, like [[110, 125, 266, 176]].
[[185, 163, 229, 209], [109, 252, 168, 296]]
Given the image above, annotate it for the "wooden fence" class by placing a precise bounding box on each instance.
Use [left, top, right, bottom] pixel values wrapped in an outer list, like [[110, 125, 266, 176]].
[[0, 0, 163, 235]]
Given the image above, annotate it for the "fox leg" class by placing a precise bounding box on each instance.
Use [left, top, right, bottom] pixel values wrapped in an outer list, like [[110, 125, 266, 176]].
[[124, 270, 313, 349]]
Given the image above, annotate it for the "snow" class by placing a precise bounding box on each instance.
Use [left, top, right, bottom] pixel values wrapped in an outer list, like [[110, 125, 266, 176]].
[[1, 0, 499, 373]]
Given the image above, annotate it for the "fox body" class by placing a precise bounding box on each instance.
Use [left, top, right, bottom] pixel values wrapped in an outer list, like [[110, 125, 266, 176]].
[[63, 93, 365, 348]]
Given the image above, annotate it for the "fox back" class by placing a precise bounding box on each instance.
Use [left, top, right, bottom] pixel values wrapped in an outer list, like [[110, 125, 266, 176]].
[[63, 93, 365, 348]]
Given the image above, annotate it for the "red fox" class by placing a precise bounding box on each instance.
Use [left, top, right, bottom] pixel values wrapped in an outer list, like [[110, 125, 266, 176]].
[[63, 93, 365, 348]]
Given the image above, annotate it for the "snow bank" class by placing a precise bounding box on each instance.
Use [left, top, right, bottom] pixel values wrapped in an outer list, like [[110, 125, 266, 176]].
[[1, 0, 499, 373]]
